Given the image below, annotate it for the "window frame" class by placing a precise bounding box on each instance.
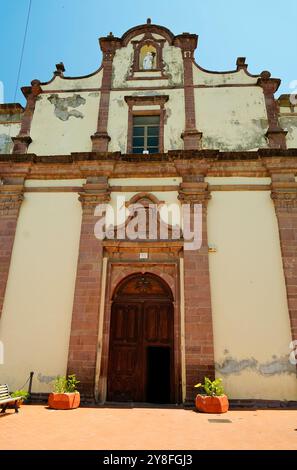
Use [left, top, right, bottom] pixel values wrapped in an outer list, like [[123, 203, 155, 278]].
[[132, 115, 160, 154], [125, 95, 169, 155]]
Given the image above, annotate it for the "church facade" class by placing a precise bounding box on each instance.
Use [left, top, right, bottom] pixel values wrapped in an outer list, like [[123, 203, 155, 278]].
[[0, 21, 297, 404]]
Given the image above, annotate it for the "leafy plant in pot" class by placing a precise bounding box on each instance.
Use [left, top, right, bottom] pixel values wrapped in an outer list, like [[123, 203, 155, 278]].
[[194, 377, 229, 414], [48, 374, 80, 410], [10, 390, 30, 408]]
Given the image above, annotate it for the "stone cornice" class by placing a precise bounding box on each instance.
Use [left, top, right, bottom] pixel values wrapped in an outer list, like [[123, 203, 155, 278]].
[[0, 150, 297, 180]]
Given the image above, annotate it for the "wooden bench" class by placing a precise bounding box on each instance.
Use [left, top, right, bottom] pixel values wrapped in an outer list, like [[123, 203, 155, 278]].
[[0, 384, 22, 413]]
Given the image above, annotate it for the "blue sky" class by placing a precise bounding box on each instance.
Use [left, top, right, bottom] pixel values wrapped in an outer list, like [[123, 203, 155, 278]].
[[1, 0, 296, 105]]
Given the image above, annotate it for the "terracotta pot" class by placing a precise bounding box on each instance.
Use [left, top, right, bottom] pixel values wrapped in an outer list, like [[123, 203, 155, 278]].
[[195, 394, 229, 413], [48, 392, 80, 410]]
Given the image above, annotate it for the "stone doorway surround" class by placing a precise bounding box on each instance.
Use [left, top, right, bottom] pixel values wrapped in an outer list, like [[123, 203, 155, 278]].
[[95, 242, 184, 404]]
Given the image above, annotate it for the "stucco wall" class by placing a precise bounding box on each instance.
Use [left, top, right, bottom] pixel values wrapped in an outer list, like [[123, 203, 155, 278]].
[[207, 189, 297, 400], [41, 69, 103, 91], [196, 86, 268, 151], [0, 192, 82, 393], [193, 64, 259, 86], [108, 90, 185, 153], [0, 123, 21, 154], [112, 40, 183, 88], [279, 115, 297, 148], [29, 91, 100, 155]]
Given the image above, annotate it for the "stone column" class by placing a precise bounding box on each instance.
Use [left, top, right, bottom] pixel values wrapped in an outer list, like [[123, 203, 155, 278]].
[[178, 177, 215, 401], [91, 35, 121, 152], [258, 71, 287, 149], [12, 80, 42, 154], [67, 177, 110, 397], [0, 181, 24, 317], [174, 34, 203, 150], [271, 173, 297, 342]]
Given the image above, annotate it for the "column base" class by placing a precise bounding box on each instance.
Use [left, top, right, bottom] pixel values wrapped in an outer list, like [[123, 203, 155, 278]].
[[181, 130, 203, 150], [91, 132, 111, 152]]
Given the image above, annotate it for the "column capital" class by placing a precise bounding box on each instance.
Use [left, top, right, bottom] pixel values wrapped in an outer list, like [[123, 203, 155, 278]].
[[178, 180, 211, 206], [0, 184, 24, 217], [271, 186, 297, 210], [79, 177, 111, 214], [271, 174, 297, 210], [99, 35, 122, 61]]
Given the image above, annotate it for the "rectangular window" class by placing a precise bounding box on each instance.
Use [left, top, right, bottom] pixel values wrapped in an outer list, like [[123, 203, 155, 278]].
[[132, 115, 160, 154]]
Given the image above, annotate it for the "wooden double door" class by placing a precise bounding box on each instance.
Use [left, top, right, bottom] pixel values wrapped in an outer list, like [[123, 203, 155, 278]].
[[107, 297, 174, 403]]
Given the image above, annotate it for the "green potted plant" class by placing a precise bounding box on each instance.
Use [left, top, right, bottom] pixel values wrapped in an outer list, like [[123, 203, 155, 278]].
[[48, 374, 80, 410], [194, 377, 229, 413], [10, 389, 30, 408]]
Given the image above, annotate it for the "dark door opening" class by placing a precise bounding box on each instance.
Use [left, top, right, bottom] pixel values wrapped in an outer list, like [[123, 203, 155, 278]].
[[146, 346, 171, 404]]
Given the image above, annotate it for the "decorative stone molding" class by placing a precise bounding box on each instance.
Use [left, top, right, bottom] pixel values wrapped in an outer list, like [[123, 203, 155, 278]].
[[173, 34, 203, 150], [12, 80, 42, 154], [271, 189, 297, 210], [0, 185, 24, 216], [79, 178, 111, 214], [257, 71, 287, 149], [124, 95, 169, 153], [129, 24, 167, 77], [54, 62, 65, 77], [91, 35, 121, 152], [178, 180, 211, 206]]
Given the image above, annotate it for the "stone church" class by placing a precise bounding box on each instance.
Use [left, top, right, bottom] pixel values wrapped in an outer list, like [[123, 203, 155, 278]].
[[0, 20, 297, 404]]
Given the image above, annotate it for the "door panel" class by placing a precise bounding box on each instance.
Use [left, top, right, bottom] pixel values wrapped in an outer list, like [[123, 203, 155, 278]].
[[107, 302, 142, 402], [107, 298, 174, 402]]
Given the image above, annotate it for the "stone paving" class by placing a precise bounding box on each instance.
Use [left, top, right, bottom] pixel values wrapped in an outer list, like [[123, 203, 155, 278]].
[[1, 405, 297, 450]]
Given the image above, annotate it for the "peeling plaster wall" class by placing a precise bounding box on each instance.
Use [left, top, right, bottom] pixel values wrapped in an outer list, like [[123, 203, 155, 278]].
[[279, 115, 297, 148], [0, 193, 82, 393], [41, 69, 103, 91], [112, 41, 183, 88], [192, 65, 259, 86], [0, 123, 21, 154], [208, 190, 297, 400], [196, 87, 268, 151], [108, 90, 185, 153], [29, 91, 100, 155]]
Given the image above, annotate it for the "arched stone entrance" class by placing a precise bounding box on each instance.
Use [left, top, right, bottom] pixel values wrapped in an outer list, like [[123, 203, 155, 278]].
[[107, 273, 174, 403]]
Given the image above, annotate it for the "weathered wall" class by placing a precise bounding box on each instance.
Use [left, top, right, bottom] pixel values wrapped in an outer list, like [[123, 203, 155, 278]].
[[192, 65, 258, 86], [279, 115, 297, 148], [112, 39, 183, 88], [0, 186, 82, 393], [196, 87, 268, 151], [41, 70, 103, 91], [0, 123, 21, 154], [29, 92, 100, 155], [108, 90, 185, 153], [207, 185, 297, 400]]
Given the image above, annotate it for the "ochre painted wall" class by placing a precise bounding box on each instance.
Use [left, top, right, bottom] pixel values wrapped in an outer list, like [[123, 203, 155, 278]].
[[207, 188, 297, 400], [0, 191, 82, 393]]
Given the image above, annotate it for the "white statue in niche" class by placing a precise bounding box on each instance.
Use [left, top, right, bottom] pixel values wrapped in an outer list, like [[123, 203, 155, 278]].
[[143, 51, 155, 70]]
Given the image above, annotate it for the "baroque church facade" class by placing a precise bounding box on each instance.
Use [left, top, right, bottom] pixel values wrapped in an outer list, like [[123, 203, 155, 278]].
[[0, 21, 297, 404]]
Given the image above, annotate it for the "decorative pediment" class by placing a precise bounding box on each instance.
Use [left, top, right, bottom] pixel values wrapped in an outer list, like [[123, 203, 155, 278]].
[[110, 192, 181, 241]]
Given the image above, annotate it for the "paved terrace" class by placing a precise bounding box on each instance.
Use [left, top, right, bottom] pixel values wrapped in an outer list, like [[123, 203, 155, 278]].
[[1, 405, 297, 450]]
